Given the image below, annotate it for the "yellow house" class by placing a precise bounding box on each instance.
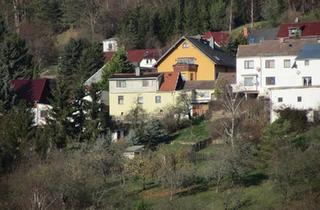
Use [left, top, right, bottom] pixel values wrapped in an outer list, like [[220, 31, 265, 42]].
[[109, 70, 183, 117], [156, 36, 235, 81]]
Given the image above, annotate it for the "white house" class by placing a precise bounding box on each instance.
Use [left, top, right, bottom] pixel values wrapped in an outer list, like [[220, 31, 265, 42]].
[[235, 39, 320, 97], [235, 39, 320, 122], [103, 37, 118, 52], [11, 79, 53, 126]]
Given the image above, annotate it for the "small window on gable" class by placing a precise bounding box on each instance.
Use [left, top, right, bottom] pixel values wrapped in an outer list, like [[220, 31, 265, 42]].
[[182, 42, 189, 48], [303, 77, 312, 86], [297, 96, 302, 102], [305, 60, 309, 66], [278, 97, 283, 103]]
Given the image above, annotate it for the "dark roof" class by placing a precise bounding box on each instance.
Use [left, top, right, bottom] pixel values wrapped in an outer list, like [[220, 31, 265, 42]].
[[104, 49, 162, 64], [238, 39, 318, 57], [277, 21, 320, 38], [248, 27, 278, 44], [183, 80, 215, 90], [186, 37, 235, 68], [203, 31, 230, 46], [109, 72, 161, 79], [156, 36, 235, 68], [296, 44, 320, 60], [11, 79, 53, 104], [217, 72, 236, 84]]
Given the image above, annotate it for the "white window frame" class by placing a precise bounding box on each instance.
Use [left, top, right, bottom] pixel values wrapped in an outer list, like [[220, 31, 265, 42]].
[[116, 80, 126, 88], [303, 77, 312, 86], [284, 59, 291, 68], [244, 60, 254, 69], [155, 96, 161, 103], [265, 60, 275, 68], [118, 96, 124, 105]]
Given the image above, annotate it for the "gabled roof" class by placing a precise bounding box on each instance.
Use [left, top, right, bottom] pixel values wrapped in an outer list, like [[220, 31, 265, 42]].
[[203, 31, 230, 46], [296, 44, 320, 60], [104, 49, 162, 64], [156, 36, 235, 68], [237, 38, 318, 57], [11, 79, 52, 104], [277, 21, 320, 38], [159, 72, 181, 91]]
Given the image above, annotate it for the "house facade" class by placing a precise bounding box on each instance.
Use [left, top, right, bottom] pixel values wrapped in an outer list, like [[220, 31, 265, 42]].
[[11, 79, 53, 126], [235, 39, 319, 97], [156, 36, 235, 81], [109, 70, 183, 117], [103, 37, 118, 52]]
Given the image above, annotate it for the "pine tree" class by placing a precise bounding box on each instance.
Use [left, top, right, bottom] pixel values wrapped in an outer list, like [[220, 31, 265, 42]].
[[101, 48, 134, 90], [79, 42, 104, 83], [46, 79, 73, 148], [58, 38, 89, 81], [209, 0, 227, 31]]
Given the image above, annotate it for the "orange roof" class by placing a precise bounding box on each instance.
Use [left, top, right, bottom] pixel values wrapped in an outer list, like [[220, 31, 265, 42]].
[[159, 72, 180, 91]]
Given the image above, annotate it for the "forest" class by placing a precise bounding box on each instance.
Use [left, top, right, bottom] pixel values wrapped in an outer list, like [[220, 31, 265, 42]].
[[1, 0, 320, 209]]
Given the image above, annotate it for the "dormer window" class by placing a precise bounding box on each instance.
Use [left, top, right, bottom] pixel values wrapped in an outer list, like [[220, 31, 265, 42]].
[[288, 27, 301, 37]]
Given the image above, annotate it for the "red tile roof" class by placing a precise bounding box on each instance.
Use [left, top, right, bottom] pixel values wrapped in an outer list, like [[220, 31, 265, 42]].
[[104, 49, 161, 63], [277, 21, 320, 38], [203, 31, 230, 46], [11, 79, 52, 104], [159, 72, 180, 91]]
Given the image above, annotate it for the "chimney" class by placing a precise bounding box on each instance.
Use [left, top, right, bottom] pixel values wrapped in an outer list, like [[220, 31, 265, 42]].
[[135, 67, 140, 76], [208, 37, 215, 49], [295, 17, 299, 23], [243, 27, 249, 38]]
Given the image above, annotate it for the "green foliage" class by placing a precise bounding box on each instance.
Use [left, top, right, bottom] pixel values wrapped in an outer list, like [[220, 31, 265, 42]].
[[0, 102, 33, 174], [101, 48, 134, 90], [262, 0, 284, 26], [209, 0, 227, 31], [277, 108, 308, 131]]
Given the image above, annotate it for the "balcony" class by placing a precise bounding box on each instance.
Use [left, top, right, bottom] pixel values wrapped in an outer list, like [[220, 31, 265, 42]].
[[173, 63, 198, 72]]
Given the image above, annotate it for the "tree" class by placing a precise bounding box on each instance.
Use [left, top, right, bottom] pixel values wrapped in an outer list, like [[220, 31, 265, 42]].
[[209, 0, 227, 31], [0, 102, 33, 174], [79, 42, 104, 82], [101, 48, 134, 90], [262, 0, 284, 26]]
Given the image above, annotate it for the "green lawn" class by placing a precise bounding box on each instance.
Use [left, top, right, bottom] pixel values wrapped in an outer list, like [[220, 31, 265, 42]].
[[172, 121, 210, 144]]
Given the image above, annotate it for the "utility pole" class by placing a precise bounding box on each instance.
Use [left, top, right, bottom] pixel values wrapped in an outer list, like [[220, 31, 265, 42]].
[[229, 0, 233, 34], [251, 0, 254, 29]]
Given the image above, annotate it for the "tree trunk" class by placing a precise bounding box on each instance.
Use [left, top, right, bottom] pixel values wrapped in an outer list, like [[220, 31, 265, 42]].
[[12, 0, 20, 33], [229, 0, 233, 34]]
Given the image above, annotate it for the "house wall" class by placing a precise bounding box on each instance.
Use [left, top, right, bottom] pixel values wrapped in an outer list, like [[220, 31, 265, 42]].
[[236, 56, 320, 96], [157, 40, 216, 81], [32, 103, 52, 126], [103, 39, 118, 52], [140, 58, 157, 68], [269, 86, 320, 122], [109, 91, 180, 116], [109, 77, 160, 93]]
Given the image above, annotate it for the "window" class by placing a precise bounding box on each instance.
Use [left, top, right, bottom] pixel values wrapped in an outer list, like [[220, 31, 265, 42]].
[[190, 73, 194, 81], [305, 60, 309, 66], [142, 80, 151, 87], [116, 80, 126, 88], [303, 77, 312, 86], [177, 57, 195, 64], [137, 96, 143, 104], [108, 43, 112, 50], [40, 110, 48, 118], [244, 77, 255, 86], [297, 96, 302, 102], [265, 60, 275, 68], [284, 59, 291, 68], [278, 97, 283, 102], [289, 28, 301, 37], [244, 60, 254, 69], [155, 96, 161, 103], [118, 96, 124, 105], [266, 77, 275, 85], [182, 42, 189, 48]]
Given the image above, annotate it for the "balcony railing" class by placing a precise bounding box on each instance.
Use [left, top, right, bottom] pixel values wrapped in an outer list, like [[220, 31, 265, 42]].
[[173, 63, 198, 72]]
